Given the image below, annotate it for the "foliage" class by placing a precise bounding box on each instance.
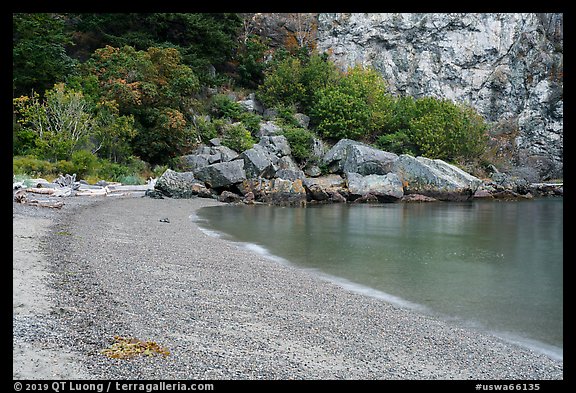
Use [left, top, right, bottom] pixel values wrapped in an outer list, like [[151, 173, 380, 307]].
[[256, 52, 339, 113], [257, 57, 306, 110], [310, 65, 394, 141], [221, 123, 255, 152], [13, 13, 77, 97], [210, 94, 243, 119], [71, 13, 242, 76], [13, 84, 94, 161], [407, 98, 488, 162], [91, 100, 137, 163], [236, 35, 271, 88], [209, 94, 262, 136], [310, 86, 370, 140], [282, 127, 316, 163], [79, 45, 200, 164], [376, 95, 488, 162]]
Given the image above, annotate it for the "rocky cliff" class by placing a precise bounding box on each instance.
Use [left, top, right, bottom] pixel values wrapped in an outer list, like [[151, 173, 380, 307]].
[[316, 13, 563, 180]]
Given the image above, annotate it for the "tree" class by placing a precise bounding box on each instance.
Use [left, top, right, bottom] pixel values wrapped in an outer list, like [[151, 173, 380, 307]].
[[13, 83, 94, 161], [70, 13, 242, 74], [80, 45, 200, 164], [13, 13, 77, 97]]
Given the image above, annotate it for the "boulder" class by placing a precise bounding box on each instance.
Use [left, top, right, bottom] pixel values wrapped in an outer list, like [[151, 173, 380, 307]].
[[263, 178, 307, 206], [240, 145, 277, 179], [303, 174, 349, 203], [322, 139, 398, 175], [218, 190, 244, 203], [194, 160, 247, 189], [237, 178, 307, 206], [258, 135, 292, 158], [257, 120, 283, 137], [154, 169, 210, 198], [345, 172, 404, 202], [392, 155, 482, 201]]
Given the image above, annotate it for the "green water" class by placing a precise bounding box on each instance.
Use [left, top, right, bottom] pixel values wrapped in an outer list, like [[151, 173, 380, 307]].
[[195, 199, 563, 358]]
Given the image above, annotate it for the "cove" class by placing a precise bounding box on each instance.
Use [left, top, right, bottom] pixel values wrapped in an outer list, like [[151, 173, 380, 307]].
[[194, 198, 563, 359]]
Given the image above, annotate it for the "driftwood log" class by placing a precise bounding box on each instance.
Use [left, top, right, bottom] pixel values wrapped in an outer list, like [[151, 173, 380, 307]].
[[14, 190, 64, 208]]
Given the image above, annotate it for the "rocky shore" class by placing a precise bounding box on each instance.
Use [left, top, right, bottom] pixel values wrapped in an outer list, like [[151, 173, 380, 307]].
[[148, 136, 562, 206], [13, 193, 563, 380]]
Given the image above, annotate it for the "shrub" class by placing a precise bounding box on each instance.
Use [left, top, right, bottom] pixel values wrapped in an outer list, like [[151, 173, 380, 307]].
[[70, 149, 99, 178], [221, 123, 255, 152], [257, 57, 306, 109], [210, 94, 243, 119], [282, 127, 316, 163], [13, 155, 56, 177], [310, 65, 393, 141], [407, 98, 488, 162], [310, 86, 370, 140], [375, 131, 417, 156]]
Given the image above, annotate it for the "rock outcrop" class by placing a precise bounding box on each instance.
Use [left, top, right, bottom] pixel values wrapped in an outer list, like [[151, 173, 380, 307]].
[[393, 155, 482, 201], [316, 13, 563, 180]]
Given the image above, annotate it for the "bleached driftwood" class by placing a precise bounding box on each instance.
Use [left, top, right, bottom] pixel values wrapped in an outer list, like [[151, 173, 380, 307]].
[[13, 190, 64, 208], [74, 186, 110, 196]]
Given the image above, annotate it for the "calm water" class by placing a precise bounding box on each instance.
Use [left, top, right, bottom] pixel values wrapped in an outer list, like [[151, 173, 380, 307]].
[[194, 199, 563, 359]]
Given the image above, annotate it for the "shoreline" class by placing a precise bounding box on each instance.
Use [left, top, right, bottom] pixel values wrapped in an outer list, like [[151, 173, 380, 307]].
[[13, 194, 563, 380]]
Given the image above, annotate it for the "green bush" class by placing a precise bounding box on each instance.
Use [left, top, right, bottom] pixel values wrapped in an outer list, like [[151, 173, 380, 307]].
[[375, 131, 417, 156], [281, 127, 316, 163], [310, 65, 393, 141], [310, 87, 370, 140], [256, 52, 340, 114], [407, 97, 488, 162], [221, 123, 255, 152], [238, 111, 262, 135], [257, 57, 306, 109], [70, 149, 99, 179], [13, 155, 57, 178], [210, 94, 243, 119]]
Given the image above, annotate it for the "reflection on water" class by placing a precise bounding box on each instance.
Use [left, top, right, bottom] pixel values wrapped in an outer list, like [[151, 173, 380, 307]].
[[195, 199, 563, 357]]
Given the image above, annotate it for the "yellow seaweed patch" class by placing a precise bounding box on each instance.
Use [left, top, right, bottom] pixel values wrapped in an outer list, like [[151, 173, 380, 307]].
[[100, 336, 170, 359]]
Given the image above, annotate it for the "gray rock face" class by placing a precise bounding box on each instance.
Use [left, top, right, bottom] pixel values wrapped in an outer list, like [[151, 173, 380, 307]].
[[258, 135, 292, 158], [317, 13, 563, 179], [180, 145, 239, 172], [154, 169, 210, 198], [322, 139, 398, 175], [240, 145, 277, 179], [346, 172, 404, 201], [194, 160, 247, 189], [393, 155, 482, 201]]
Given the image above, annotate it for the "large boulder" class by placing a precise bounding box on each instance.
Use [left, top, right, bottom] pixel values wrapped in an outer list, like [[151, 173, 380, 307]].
[[258, 135, 292, 158], [154, 169, 211, 198], [345, 172, 404, 202], [392, 155, 482, 201], [263, 178, 307, 206], [240, 144, 277, 179], [322, 139, 398, 175], [194, 160, 247, 189], [237, 178, 307, 206], [303, 174, 349, 203]]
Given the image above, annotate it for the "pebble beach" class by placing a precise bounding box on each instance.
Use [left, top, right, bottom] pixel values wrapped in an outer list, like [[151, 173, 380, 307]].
[[13, 194, 563, 380]]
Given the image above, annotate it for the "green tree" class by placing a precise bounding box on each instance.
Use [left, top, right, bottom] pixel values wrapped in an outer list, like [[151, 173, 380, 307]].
[[71, 13, 242, 76], [80, 45, 200, 164], [13, 83, 94, 161], [13, 13, 77, 97]]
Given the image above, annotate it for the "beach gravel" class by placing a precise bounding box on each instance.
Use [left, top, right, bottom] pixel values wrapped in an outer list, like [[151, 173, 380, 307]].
[[13, 194, 563, 380]]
